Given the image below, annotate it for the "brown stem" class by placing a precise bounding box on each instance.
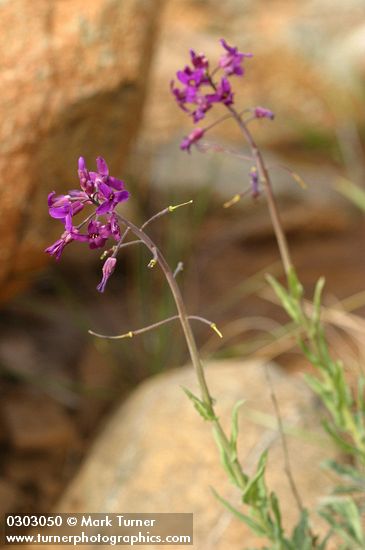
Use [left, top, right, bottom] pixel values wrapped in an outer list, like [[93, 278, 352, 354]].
[[228, 106, 293, 278], [116, 213, 247, 489], [264, 365, 305, 515]]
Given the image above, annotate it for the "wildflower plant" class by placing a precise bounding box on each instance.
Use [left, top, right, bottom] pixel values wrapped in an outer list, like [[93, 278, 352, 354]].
[[171, 39, 365, 549], [45, 38, 365, 550]]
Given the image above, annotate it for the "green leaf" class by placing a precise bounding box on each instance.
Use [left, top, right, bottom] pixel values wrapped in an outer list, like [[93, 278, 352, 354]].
[[322, 420, 361, 457], [299, 340, 321, 366], [316, 329, 333, 368], [266, 275, 301, 323], [290, 509, 316, 550], [322, 460, 365, 485], [304, 373, 333, 412], [269, 492, 287, 545], [357, 375, 365, 415], [182, 386, 217, 421], [312, 277, 325, 331], [211, 487, 268, 537], [230, 399, 245, 460], [242, 450, 269, 507], [319, 497, 365, 548], [287, 267, 304, 301], [212, 425, 245, 487], [336, 178, 365, 212], [332, 485, 365, 495]]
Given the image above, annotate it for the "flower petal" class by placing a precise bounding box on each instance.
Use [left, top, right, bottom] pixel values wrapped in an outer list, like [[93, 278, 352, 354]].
[[96, 156, 109, 176], [107, 176, 125, 191], [114, 190, 130, 203], [96, 199, 114, 215]]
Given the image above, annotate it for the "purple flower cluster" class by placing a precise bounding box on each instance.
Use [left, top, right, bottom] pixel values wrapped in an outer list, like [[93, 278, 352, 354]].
[[46, 157, 130, 291], [171, 39, 250, 127], [172, 39, 274, 152]]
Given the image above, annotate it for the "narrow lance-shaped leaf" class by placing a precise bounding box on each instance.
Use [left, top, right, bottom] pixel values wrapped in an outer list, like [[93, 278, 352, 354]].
[[211, 487, 268, 537], [312, 276, 325, 334], [230, 399, 245, 461], [319, 497, 365, 548], [212, 425, 244, 487], [290, 509, 318, 550], [322, 420, 362, 457], [182, 386, 217, 421], [357, 375, 365, 416], [242, 450, 269, 507], [287, 266, 304, 301], [322, 460, 365, 487], [266, 274, 301, 323]]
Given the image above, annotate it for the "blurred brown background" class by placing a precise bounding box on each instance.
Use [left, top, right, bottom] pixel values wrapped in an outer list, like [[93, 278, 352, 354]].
[[0, 0, 364, 545]]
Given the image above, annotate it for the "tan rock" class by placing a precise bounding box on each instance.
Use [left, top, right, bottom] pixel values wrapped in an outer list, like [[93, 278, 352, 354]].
[[55, 360, 338, 549], [0, 0, 164, 302]]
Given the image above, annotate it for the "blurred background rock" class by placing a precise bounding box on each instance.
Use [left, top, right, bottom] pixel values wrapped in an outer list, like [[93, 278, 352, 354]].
[[0, 0, 364, 532], [0, 0, 163, 301]]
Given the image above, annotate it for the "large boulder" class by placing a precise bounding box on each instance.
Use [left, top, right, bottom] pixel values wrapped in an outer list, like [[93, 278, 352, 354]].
[[0, 0, 164, 301], [56, 360, 337, 549]]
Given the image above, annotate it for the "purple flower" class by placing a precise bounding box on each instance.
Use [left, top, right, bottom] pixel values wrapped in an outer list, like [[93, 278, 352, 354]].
[[78, 157, 95, 195], [191, 93, 213, 122], [170, 82, 190, 112], [85, 216, 120, 249], [177, 66, 207, 88], [108, 212, 121, 240], [171, 39, 254, 126], [45, 227, 87, 260], [250, 167, 260, 198], [171, 49, 212, 123], [89, 157, 126, 192], [180, 127, 205, 152], [87, 220, 111, 249], [96, 182, 130, 214], [207, 77, 234, 106], [46, 156, 129, 272], [171, 81, 212, 122], [219, 39, 252, 76], [84, 157, 130, 214], [45, 232, 73, 261], [190, 49, 209, 70], [253, 106, 275, 120], [97, 257, 117, 293], [47, 191, 88, 230]]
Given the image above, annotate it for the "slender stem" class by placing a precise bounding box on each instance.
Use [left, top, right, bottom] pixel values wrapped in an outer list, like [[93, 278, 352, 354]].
[[116, 214, 212, 405], [227, 106, 293, 278], [89, 314, 222, 340], [197, 141, 253, 163], [116, 213, 247, 489], [141, 200, 193, 231], [75, 212, 96, 230], [116, 239, 143, 250], [264, 365, 306, 515], [113, 226, 131, 257]]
